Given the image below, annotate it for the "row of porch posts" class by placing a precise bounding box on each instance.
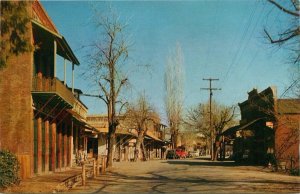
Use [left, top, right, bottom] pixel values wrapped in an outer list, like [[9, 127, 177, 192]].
[[35, 117, 72, 174]]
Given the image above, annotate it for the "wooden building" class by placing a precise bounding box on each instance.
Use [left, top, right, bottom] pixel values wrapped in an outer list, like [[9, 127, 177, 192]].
[[86, 114, 165, 161], [0, 1, 94, 179]]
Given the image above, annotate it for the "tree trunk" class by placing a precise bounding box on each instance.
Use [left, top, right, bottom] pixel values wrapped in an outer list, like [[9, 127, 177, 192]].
[[107, 122, 116, 168], [141, 140, 147, 161], [134, 132, 144, 162], [173, 127, 178, 148]]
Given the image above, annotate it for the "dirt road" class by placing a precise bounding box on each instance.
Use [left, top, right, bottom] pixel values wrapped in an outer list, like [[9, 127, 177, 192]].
[[69, 158, 300, 193]]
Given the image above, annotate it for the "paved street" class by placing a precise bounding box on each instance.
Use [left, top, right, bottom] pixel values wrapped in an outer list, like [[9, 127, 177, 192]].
[[69, 158, 300, 193]]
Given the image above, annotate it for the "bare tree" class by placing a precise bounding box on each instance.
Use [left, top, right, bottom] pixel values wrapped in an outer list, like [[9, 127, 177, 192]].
[[164, 43, 185, 148], [84, 9, 129, 168], [180, 130, 198, 151], [185, 101, 237, 159], [264, 0, 300, 97], [264, 0, 299, 64], [123, 94, 158, 161]]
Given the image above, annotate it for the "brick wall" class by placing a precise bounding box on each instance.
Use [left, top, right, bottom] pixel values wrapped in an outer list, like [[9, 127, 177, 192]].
[[0, 3, 34, 179], [275, 114, 299, 169]]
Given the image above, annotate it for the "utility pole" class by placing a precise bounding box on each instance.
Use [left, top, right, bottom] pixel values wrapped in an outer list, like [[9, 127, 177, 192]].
[[201, 78, 221, 161]]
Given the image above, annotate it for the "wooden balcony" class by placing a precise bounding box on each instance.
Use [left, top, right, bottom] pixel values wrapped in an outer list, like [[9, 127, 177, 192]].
[[32, 76, 75, 109]]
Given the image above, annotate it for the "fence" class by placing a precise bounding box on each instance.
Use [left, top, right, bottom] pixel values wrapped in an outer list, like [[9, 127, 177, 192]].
[[55, 155, 107, 192]]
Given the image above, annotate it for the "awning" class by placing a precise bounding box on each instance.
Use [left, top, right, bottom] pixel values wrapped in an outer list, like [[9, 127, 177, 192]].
[[67, 109, 100, 134], [32, 20, 79, 65], [145, 131, 163, 142], [221, 118, 264, 136]]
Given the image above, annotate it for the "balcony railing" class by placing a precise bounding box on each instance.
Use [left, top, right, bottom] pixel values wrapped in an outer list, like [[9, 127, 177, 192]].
[[32, 76, 75, 107], [73, 98, 88, 119]]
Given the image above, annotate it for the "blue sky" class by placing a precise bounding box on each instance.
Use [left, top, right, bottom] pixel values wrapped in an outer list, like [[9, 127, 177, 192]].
[[41, 0, 295, 123]]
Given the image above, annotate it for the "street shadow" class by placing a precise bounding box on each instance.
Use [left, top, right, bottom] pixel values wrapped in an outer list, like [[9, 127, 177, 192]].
[[91, 168, 300, 193], [165, 159, 261, 167]]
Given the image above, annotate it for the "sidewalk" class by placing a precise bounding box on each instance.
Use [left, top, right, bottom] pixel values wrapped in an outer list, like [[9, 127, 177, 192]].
[[4, 167, 83, 193]]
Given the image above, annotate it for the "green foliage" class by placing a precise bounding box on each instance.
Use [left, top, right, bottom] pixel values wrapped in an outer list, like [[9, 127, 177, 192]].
[[289, 168, 300, 176], [0, 150, 20, 189], [0, 1, 32, 69]]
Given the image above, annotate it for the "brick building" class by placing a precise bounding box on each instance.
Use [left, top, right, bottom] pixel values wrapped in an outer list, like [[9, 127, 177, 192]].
[[222, 87, 299, 168], [275, 99, 300, 169], [0, 1, 93, 179]]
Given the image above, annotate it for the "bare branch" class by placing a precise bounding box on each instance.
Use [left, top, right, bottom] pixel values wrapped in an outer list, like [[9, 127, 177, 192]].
[[267, 0, 300, 17], [264, 28, 300, 44], [116, 77, 128, 97]]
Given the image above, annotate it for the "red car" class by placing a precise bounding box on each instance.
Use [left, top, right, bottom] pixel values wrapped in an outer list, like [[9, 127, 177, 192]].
[[175, 148, 187, 159]]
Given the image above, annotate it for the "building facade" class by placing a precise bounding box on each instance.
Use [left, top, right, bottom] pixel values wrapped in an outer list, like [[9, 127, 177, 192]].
[[222, 87, 299, 168], [86, 114, 165, 161], [0, 1, 92, 179]]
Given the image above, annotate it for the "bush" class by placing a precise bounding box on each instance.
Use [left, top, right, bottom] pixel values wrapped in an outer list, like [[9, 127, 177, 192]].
[[290, 168, 300, 176], [0, 150, 20, 189]]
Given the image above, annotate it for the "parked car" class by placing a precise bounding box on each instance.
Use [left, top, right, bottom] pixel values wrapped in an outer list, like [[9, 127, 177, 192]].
[[176, 148, 187, 159], [188, 151, 199, 158], [166, 149, 179, 159]]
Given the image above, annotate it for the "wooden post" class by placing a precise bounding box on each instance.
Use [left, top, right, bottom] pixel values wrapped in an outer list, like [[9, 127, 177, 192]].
[[69, 121, 73, 167], [125, 145, 128, 161], [100, 156, 105, 174], [93, 159, 96, 178], [103, 156, 106, 173], [37, 117, 42, 174], [45, 120, 49, 173], [64, 125, 68, 169], [51, 122, 56, 172], [96, 158, 100, 176], [64, 58, 67, 85], [54, 40, 57, 77], [72, 63, 74, 94], [58, 127, 62, 171], [82, 162, 86, 186]]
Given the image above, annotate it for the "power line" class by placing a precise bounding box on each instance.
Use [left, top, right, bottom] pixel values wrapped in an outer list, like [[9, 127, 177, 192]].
[[280, 78, 300, 98], [222, 2, 259, 85], [201, 78, 221, 161]]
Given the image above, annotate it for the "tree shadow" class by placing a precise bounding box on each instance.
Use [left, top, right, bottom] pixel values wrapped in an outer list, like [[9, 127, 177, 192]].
[[91, 167, 300, 193], [166, 158, 266, 167]]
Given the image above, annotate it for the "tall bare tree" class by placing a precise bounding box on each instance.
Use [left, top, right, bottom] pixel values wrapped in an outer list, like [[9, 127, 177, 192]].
[[123, 94, 158, 161], [164, 43, 185, 148], [85, 9, 129, 168]]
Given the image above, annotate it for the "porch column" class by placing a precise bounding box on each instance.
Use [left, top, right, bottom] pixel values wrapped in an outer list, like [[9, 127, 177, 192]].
[[64, 125, 68, 169], [72, 63, 74, 94], [125, 145, 128, 161], [45, 120, 49, 173], [37, 117, 42, 174], [84, 137, 87, 154], [54, 40, 57, 77], [64, 59, 67, 85], [74, 126, 78, 156], [58, 126, 62, 171], [51, 122, 56, 172], [69, 120, 74, 167]]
